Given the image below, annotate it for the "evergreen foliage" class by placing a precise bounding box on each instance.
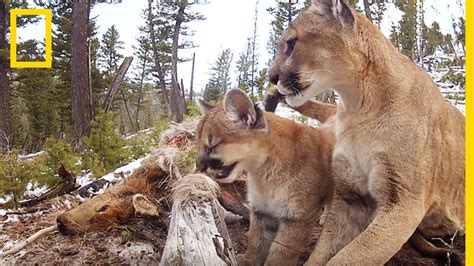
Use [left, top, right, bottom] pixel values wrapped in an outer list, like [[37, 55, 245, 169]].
[[82, 110, 131, 178], [204, 48, 233, 102]]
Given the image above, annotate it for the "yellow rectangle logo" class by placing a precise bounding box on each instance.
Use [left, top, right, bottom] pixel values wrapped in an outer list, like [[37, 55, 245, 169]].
[[10, 8, 52, 69]]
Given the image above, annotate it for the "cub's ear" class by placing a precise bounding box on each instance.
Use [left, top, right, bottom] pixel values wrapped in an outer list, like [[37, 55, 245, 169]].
[[224, 89, 267, 130], [312, 0, 354, 27], [197, 99, 215, 113]]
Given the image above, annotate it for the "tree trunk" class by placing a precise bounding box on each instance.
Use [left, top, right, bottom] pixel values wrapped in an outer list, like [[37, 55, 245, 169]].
[[0, 2, 10, 153], [147, 0, 171, 120], [71, 0, 93, 140], [169, 3, 186, 122], [161, 173, 237, 265], [103, 56, 133, 112], [120, 91, 136, 133], [189, 52, 195, 101], [134, 53, 148, 131]]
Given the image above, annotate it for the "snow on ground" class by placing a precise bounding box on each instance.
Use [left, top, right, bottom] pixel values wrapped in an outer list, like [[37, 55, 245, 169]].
[[451, 101, 466, 115], [101, 156, 150, 183], [76, 172, 94, 187], [273, 104, 321, 127], [73, 155, 152, 199], [0, 196, 11, 204], [18, 151, 44, 161], [124, 128, 154, 140], [23, 183, 49, 199]]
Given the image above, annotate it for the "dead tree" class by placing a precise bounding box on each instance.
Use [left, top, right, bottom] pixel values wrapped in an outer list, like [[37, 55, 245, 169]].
[[189, 52, 195, 101], [20, 165, 78, 207], [161, 173, 237, 265], [103, 56, 133, 113]]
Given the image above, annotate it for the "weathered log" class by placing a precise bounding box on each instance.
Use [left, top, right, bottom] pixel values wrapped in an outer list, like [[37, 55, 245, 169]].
[[20, 164, 78, 207], [160, 173, 237, 266]]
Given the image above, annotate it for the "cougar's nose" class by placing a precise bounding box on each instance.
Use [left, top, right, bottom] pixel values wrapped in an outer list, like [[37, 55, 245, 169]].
[[196, 157, 207, 172], [268, 64, 280, 85], [269, 73, 279, 85]]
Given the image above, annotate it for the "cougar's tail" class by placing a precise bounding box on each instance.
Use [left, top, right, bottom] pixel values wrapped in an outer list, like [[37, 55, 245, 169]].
[[410, 231, 464, 265]]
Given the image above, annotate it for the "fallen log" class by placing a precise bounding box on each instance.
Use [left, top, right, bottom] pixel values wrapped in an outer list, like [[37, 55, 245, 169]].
[[160, 173, 237, 266], [6, 204, 51, 215], [20, 164, 78, 207]]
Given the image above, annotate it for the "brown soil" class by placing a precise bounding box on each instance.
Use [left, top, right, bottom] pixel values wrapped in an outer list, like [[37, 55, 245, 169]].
[[1, 191, 465, 265], [1, 185, 464, 266]]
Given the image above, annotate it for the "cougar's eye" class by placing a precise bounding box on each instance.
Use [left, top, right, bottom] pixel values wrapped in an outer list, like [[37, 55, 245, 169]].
[[286, 38, 297, 55], [206, 142, 221, 154]]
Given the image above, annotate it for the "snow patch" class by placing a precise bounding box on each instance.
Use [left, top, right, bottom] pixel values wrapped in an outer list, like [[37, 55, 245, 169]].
[[101, 156, 150, 183], [18, 151, 44, 161], [24, 183, 49, 198], [274, 105, 321, 127], [124, 128, 154, 140]]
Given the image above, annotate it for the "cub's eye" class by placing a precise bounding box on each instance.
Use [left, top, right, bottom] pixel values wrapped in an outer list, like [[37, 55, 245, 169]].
[[286, 38, 297, 55]]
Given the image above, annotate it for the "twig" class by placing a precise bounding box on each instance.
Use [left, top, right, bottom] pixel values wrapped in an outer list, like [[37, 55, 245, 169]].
[[261, 237, 306, 256], [431, 237, 454, 248], [0, 225, 56, 257]]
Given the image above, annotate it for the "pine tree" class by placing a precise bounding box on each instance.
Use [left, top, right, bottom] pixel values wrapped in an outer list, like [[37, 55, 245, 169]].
[[235, 38, 252, 94], [165, 0, 205, 122], [371, 1, 387, 28], [395, 0, 417, 60], [423, 22, 444, 56], [267, 1, 306, 62], [131, 24, 154, 131], [71, 0, 93, 140], [12, 40, 61, 152], [453, 17, 465, 56], [204, 49, 233, 102], [256, 68, 268, 98], [99, 25, 124, 75], [0, 1, 40, 153]]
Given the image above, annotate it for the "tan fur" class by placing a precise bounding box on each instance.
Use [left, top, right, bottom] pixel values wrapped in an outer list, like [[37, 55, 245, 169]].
[[291, 100, 337, 123], [56, 167, 166, 235], [196, 90, 335, 265], [268, 0, 465, 264]]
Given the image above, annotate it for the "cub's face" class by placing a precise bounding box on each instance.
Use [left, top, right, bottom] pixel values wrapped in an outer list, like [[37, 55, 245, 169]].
[[195, 89, 267, 183], [268, 0, 357, 107]]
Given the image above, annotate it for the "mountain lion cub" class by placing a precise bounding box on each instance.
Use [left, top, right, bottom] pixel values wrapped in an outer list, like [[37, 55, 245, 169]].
[[195, 89, 334, 265]]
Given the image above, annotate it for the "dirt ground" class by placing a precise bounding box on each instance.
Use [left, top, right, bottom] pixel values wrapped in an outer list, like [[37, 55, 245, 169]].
[[0, 193, 465, 265], [0, 170, 464, 265]]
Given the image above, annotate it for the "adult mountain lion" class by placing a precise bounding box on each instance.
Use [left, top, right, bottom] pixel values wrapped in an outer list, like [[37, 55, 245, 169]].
[[268, 0, 465, 265], [195, 89, 335, 265]]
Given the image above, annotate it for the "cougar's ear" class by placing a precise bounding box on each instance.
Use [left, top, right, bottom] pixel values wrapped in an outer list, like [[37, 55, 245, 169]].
[[197, 99, 215, 113], [223, 89, 267, 130], [312, 0, 355, 27]]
